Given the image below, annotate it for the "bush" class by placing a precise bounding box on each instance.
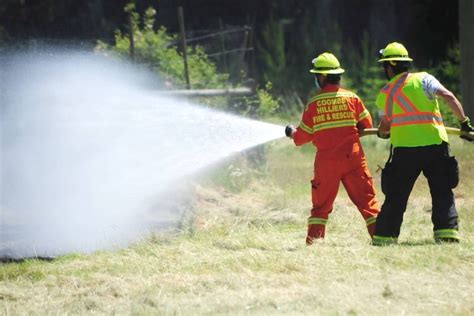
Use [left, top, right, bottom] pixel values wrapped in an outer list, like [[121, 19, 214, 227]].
[[428, 44, 461, 126], [96, 3, 280, 118], [344, 32, 387, 124], [96, 4, 228, 90], [257, 82, 280, 117]]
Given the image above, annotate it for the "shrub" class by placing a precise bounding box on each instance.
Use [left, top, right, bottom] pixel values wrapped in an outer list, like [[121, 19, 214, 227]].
[[96, 3, 228, 90], [428, 44, 461, 126], [95, 3, 280, 118]]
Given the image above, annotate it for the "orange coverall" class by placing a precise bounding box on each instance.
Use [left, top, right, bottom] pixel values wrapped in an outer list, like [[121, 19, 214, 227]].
[[293, 84, 380, 244]]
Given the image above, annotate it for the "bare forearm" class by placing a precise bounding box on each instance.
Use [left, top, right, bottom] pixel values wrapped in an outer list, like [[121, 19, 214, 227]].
[[437, 88, 467, 121]]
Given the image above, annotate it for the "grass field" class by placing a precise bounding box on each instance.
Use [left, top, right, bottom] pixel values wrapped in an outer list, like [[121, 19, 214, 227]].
[[1, 137, 473, 315]]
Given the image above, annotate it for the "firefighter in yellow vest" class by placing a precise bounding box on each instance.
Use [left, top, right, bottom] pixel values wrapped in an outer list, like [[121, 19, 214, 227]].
[[373, 42, 474, 245]]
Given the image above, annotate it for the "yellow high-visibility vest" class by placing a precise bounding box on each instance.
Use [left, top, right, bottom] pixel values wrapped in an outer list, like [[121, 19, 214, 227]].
[[375, 72, 448, 147]]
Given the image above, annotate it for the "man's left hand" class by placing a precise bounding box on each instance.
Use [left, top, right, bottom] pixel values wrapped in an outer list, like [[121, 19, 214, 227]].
[[377, 130, 390, 139], [460, 117, 473, 142]]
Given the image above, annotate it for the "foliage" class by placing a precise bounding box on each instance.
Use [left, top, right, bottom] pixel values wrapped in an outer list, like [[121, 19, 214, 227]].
[[256, 15, 287, 93], [255, 2, 345, 113], [0, 25, 8, 45], [256, 82, 280, 117], [285, 1, 343, 99], [95, 3, 280, 117], [0, 0, 462, 111], [344, 31, 387, 124], [428, 45, 461, 126], [96, 4, 228, 90], [224, 81, 280, 118], [432, 44, 461, 97], [251, 1, 462, 124]]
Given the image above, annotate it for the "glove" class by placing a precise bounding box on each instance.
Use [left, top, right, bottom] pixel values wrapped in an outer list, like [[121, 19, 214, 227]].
[[377, 129, 390, 139], [460, 117, 473, 142], [285, 125, 296, 138]]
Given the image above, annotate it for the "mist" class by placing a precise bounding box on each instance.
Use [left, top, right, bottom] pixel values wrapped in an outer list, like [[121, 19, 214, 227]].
[[0, 50, 283, 259]]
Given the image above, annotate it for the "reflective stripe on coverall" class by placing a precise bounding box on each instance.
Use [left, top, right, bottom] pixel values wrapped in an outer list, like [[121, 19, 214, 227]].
[[293, 85, 380, 245]]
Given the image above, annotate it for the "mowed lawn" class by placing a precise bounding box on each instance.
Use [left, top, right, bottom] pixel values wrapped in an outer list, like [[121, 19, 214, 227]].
[[1, 137, 473, 315]]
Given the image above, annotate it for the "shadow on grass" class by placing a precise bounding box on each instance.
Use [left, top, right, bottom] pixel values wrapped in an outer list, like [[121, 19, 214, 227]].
[[398, 239, 461, 247], [398, 239, 436, 247], [0, 256, 55, 264], [372, 239, 439, 247]]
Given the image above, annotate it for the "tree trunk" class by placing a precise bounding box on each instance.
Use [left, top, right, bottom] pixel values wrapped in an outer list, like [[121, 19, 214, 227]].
[[459, 0, 474, 118], [369, 0, 397, 51]]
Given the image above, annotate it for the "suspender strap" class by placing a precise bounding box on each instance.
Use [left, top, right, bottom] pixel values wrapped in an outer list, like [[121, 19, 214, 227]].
[[386, 144, 394, 164]]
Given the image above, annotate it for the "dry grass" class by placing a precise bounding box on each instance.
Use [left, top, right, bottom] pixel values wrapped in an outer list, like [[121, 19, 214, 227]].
[[1, 137, 473, 315]]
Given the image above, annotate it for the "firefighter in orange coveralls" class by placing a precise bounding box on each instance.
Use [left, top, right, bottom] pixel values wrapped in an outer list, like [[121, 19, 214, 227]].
[[285, 52, 380, 245]]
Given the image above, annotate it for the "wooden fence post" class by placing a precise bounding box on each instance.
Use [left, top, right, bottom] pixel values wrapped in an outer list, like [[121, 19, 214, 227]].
[[219, 18, 228, 75], [178, 6, 191, 89], [128, 13, 135, 62]]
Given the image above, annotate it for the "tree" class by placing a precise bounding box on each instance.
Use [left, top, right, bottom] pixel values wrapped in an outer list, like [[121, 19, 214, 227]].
[[96, 4, 228, 89], [256, 14, 286, 92], [459, 0, 474, 119]]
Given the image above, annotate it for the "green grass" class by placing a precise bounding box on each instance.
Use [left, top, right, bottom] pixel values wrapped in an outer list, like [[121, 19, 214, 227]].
[[1, 137, 473, 315]]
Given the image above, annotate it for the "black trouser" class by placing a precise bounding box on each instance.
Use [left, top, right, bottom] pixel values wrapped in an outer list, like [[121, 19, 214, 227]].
[[375, 142, 458, 238]]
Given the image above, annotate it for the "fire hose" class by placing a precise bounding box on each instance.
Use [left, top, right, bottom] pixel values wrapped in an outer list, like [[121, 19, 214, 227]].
[[360, 127, 474, 141]]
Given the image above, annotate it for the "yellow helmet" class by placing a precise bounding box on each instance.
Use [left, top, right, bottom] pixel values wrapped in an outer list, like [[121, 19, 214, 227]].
[[310, 52, 345, 74], [378, 42, 413, 62]]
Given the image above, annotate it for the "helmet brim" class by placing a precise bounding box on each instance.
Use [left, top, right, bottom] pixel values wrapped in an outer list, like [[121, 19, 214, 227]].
[[378, 57, 413, 63], [309, 68, 345, 74]]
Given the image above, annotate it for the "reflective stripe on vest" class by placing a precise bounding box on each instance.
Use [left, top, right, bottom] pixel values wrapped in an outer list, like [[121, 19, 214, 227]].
[[382, 73, 444, 127], [384, 73, 409, 118], [394, 93, 417, 113], [392, 112, 443, 126]]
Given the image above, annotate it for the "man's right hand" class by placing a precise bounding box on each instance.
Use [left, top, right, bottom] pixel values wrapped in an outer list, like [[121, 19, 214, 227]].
[[285, 125, 296, 138], [377, 117, 391, 139], [460, 117, 473, 142]]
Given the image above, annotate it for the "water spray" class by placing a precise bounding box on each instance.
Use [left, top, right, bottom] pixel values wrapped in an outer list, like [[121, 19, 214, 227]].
[[0, 50, 283, 259]]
